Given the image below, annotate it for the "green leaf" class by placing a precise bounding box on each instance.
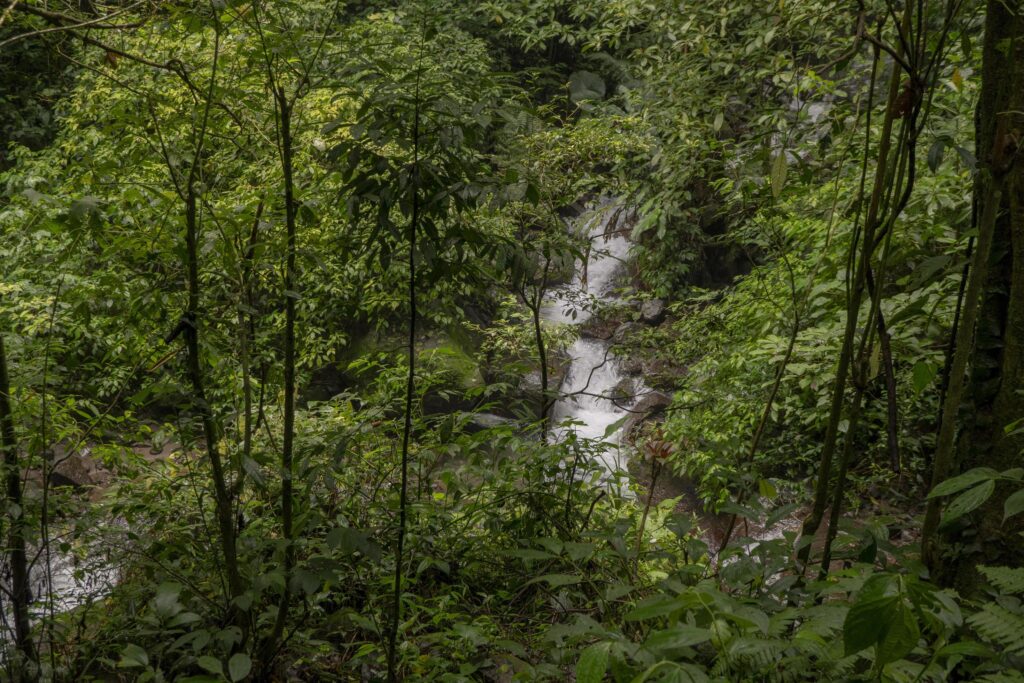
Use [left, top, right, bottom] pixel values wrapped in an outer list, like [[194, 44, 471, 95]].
[[936, 641, 995, 659], [644, 624, 713, 650], [941, 479, 996, 527], [197, 656, 223, 676], [845, 594, 897, 655], [69, 196, 101, 222], [927, 139, 946, 172], [625, 594, 680, 622], [911, 361, 938, 394], [979, 566, 1024, 593], [770, 151, 787, 198], [525, 183, 541, 204], [575, 642, 610, 683], [228, 653, 252, 682], [568, 71, 606, 103], [153, 581, 183, 618], [118, 644, 149, 668], [506, 548, 552, 561], [928, 468, 999, 498], [955, 145, 977, 171], [603, 414, 630, 439], [876, 600, 919, 666], [298, 203, 317, 225], [1004, 489, 1024, 521], [527, 573, 582, 588]]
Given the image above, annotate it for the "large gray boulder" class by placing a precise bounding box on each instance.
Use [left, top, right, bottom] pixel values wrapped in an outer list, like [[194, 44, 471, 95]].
[[612, 322, 644, 344], [640, 299, 667, 325], [623, 390, 673, 441]]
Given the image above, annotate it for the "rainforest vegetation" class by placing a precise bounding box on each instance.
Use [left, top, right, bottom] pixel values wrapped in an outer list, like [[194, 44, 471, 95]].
[[0, 0, 1023, 680]]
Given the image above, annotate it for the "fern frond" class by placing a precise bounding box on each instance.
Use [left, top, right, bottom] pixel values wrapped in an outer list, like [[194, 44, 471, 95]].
[[979, 566, 1024, 594], [797, 604, 847, 638], [968, 604, 1024, 653], [729, 636, 786, 670], [974, 671, 1024, 683], [768, 607, 799, 637]]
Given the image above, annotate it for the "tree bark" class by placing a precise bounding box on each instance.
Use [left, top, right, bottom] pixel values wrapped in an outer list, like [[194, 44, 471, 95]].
[[926, 0, 1024, 584], [797, 22, 907, 565], [267, 92, 297, 655], [184, 185, 244, 604], [0, 334, 36, 672]]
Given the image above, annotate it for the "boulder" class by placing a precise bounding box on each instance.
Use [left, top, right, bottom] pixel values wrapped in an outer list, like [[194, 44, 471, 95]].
[[465, 412, 515, 434], [610, 377, 635, 405], [612, 322, 644, 344], [623, 390, 673, 441], [640, 299, 667, 325], [49, 447, 113, 488], [619, 357, 644, 377], [579, 317, 617, 340], [50, 454, 94, 488]]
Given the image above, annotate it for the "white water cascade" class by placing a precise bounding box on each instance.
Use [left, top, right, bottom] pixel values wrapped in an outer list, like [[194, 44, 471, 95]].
[[543, 202, 637, 476]]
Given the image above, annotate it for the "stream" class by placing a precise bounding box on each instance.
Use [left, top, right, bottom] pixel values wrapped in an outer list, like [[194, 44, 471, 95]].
[[543, 202, 639, 477]]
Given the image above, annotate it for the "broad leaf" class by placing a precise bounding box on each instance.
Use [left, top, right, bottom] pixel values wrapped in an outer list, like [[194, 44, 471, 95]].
[[625, 594, 681, 622], [941, 479, 996, 527], [928, 468, 999, 498], [1003, 489, 1024, 521], [575, 642, 610, 683], [644, 624, 712, 650], [876, 600, 919, 666], [770, 152, 788, 198], [228, 653, 252, 682]]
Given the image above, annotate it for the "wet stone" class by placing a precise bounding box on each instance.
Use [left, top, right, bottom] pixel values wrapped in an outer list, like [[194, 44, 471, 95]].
[[640, 298, 667, 325]]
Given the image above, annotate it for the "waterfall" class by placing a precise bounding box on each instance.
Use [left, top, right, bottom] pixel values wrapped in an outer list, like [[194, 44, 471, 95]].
[[543, 202, 637, 475]]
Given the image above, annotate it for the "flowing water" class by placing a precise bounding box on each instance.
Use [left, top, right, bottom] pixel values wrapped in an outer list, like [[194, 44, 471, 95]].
[[543, 203, 637, 475]]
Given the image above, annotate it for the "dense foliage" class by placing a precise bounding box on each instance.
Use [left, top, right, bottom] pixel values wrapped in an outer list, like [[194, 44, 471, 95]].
[[0, 0, 1022, 681]]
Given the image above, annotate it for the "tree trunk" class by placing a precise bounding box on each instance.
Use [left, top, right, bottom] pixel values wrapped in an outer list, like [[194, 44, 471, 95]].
[[267, 93, 297, 656], [184, 186, 244, 605], [0, 334, 36, 672], [928, 0, 1024, 586], [797, 26, 907, 565]]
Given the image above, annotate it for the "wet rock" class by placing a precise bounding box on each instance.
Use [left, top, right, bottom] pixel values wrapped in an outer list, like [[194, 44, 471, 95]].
[[619, 356, 644, 376], [50, 454, 94, 488], [633, 390, 673, 414], [610, 377, 635, 405], [465, 412, 515, 434], [579, 317, 617, 340], [49, 448, 112, 489], [623, 390, 673, 441], [612, 322, 644, 344], [640, 299, 667, 325]]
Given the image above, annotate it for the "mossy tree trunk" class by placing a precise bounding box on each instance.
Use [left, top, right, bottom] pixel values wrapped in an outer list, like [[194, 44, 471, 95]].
[[925, 0, 1024, 587], [0, 334, 35, 674], [964, 0, 1024, 561]]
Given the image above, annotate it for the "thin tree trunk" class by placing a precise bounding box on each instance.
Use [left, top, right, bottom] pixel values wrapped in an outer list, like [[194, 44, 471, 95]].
[[533, 258, 551, 439], [876, 307, 901, 475], [268, 95, 298, 654], [234, 201, 263, 497], [152, 22, 242, 612], [797, 20, 908, 565], [387, 61, 422, 683], [0, 334, 36, 672], [921, 185, 1000, 564], [184, 185, 244, 603]]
